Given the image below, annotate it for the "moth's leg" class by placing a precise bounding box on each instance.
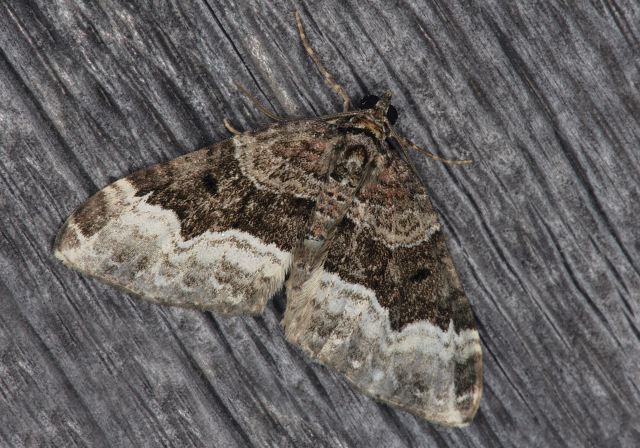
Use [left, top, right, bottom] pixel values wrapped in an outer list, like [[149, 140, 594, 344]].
[[223, 118, 242, 135], [233, 81, 284, 121], [294, 11, 351, 112], [392, 130, 473, 165]]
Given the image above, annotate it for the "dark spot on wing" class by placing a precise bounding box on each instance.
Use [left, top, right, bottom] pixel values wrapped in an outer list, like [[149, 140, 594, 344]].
[[410, 267, 430, 282], [454, 354, 481, 399], [325, 219, 477, 332], [202, 172, 218, 195]]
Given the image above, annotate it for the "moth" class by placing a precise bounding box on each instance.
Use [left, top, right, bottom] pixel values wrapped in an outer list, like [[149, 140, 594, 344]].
[[54, 11, 482, 426]]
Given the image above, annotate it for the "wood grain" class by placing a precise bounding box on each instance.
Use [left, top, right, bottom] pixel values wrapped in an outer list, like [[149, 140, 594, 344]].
[[1, 1, 639, 446]]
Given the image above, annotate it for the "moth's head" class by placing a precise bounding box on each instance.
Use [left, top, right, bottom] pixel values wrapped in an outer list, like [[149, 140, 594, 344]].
[[359, 91, 398, 133]]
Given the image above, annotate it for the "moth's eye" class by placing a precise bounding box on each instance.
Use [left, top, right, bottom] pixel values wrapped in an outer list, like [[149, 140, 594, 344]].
[[386, 105, 398, 125], [359, 95, 380, 109]]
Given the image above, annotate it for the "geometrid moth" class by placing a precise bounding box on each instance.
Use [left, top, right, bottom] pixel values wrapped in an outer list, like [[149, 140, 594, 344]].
[[54, 12, 482, 426]]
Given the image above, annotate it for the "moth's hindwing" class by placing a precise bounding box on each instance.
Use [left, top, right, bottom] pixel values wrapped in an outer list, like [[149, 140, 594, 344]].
[[282, 155, 482, 426], [55, 120, 339, 315]]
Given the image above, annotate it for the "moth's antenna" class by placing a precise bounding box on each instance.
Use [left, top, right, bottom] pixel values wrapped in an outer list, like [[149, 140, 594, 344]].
[[391, 129, 473, 165], [398, 142, 425, 182], [294, 10, 351, 112], [223, 118, 242, 135], [233, 81, 284, 122]]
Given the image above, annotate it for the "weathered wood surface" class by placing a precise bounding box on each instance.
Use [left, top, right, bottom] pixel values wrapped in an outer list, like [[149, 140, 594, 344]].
[[1, 1, 639, 446]]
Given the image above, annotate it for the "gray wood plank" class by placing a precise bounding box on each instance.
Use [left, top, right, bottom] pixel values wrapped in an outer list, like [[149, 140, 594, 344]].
[[1, 0, 638, 446]]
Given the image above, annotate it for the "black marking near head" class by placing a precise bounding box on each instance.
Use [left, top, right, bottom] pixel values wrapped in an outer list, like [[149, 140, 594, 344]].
[[336, 126, 379, 142], [360, 94, 380, 109], [386, 104, 398, 125], [359, 94, 398, 125], [202, 173, 218, 195]]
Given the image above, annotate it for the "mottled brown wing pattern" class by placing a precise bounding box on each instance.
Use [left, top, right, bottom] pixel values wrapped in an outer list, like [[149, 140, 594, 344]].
[[54, 120, 336, 315], [55, 110, 482, 427], [282, 154, 482, 426], [332, 157, 478, 333]]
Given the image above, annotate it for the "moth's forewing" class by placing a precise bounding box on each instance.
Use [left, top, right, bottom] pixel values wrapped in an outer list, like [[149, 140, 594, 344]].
[[55, 120, 334, 314]]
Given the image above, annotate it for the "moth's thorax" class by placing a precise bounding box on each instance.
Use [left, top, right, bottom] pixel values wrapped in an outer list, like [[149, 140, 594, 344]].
[[343, 113, 389, 141]]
